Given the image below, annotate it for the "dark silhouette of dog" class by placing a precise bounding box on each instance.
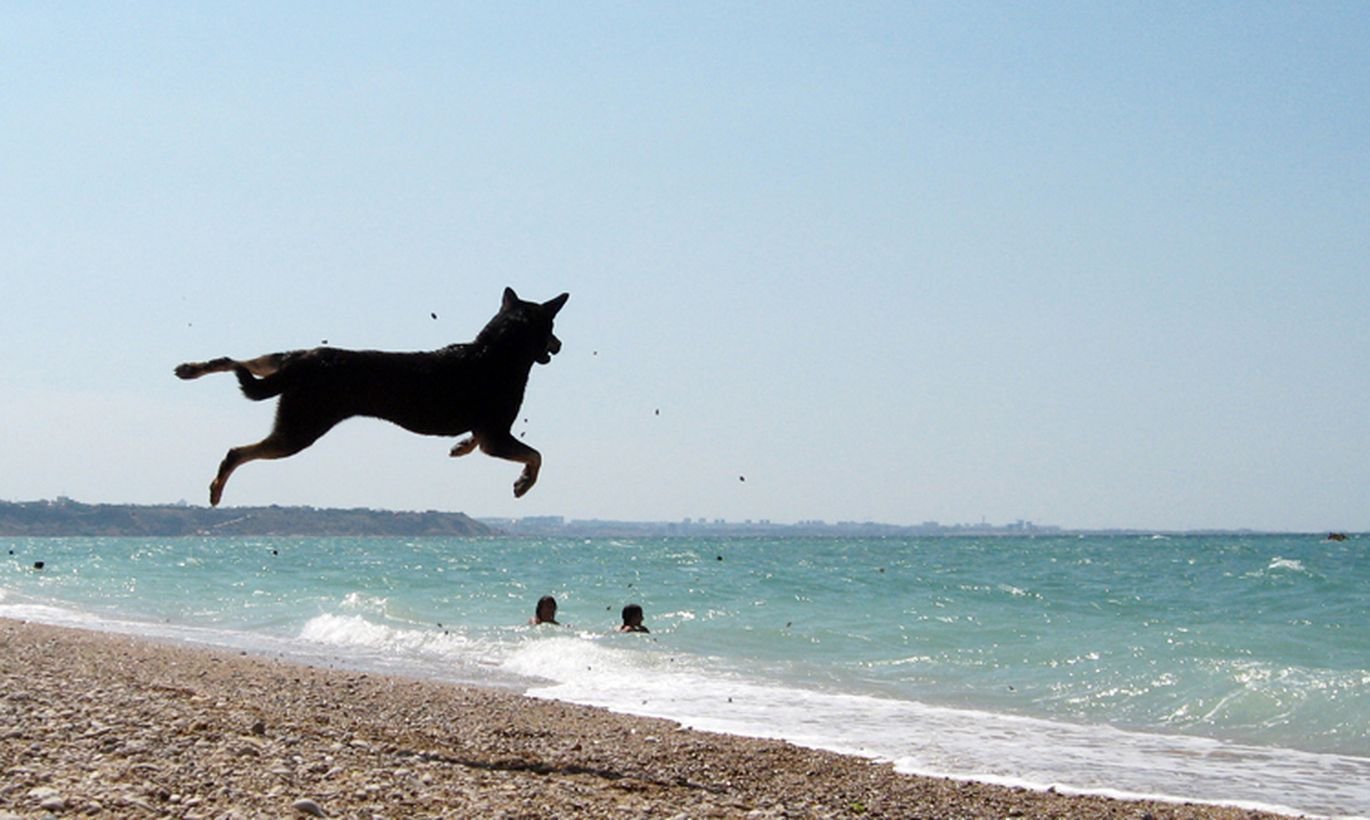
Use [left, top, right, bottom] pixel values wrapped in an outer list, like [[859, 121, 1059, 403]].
[[175, 287, 568, 506]]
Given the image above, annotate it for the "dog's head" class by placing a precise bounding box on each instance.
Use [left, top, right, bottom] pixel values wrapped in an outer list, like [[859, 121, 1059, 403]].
[[481, 287, 569, 365]]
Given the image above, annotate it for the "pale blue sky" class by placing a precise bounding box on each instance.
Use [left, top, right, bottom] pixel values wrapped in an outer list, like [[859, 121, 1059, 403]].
[[3, 3, 1367, 530]]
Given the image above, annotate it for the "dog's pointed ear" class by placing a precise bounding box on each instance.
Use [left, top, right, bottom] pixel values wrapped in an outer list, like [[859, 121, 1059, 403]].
[[502, 287, 519, 310], [544, 293, 569, 316]]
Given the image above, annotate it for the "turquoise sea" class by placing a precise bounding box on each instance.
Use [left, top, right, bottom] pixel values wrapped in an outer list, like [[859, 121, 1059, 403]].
[[2, 533, 1367, 817]]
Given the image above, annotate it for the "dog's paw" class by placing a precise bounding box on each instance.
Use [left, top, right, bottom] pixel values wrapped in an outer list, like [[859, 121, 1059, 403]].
[[174, 363, 201, 380], [513, 471, 536, 498], [450, 437, 477, 458]]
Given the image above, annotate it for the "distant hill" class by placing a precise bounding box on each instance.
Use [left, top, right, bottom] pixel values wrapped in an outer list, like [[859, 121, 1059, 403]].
[[0, 498, 493, 537]]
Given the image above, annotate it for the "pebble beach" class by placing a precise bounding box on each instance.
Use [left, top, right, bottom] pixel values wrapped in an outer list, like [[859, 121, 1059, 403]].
[[1, 619, 1285, 818]]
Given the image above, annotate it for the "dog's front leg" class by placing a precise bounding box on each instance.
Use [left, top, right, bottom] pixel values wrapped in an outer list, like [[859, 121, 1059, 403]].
[[467, 431, 542, 497], [449, 437, 478, 457]]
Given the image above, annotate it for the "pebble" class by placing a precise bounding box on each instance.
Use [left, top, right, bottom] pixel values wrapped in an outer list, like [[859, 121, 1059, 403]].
[[292, 797, 327, 816], [27, 786, 63, 811]]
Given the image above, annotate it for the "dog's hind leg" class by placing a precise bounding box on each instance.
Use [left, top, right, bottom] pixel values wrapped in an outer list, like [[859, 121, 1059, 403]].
[[207, 398, 345, 506], [210, 438, 293, 506], [466, 431, 543, 498]]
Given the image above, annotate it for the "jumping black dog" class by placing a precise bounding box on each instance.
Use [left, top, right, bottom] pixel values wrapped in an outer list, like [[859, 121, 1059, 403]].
[[176, 288, 568, 506]]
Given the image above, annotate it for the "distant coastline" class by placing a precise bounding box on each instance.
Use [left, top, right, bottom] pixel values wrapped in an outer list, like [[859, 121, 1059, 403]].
[[477, 514, 1067, 538], [0, 498, 491, 537], [478, 515, 1294, 539], [1, 497, 1328, 538]]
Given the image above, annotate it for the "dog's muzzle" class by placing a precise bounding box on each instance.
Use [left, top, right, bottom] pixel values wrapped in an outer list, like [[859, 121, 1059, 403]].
[[537, 334, 562, 365]]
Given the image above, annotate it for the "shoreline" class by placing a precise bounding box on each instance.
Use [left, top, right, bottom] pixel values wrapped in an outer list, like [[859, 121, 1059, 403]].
[[0, 618, 1285, 818]]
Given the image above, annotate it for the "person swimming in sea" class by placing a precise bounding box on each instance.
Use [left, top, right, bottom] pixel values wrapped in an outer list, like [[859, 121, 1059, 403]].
[[617, 603, 649, 633], [530, 595, 560, 625]]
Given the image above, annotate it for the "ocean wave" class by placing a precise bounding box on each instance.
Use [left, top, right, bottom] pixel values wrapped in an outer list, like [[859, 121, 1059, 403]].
[[298, 612, 479, 655]]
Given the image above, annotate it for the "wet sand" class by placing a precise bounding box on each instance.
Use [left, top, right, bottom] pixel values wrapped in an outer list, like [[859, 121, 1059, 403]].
[[0, 618, 1284, 818]]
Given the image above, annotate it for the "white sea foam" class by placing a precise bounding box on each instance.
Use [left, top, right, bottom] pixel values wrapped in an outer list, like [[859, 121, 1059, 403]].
[[1266, 556, 1306, 573], [0, 600, 104, 629], [296, 613, 497, 666], [516, 644, 1365, 818], [340, 591, 390, 613]]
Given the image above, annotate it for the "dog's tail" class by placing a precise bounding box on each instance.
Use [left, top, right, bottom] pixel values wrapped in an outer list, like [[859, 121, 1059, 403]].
[[234, 366, 285, 401]]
